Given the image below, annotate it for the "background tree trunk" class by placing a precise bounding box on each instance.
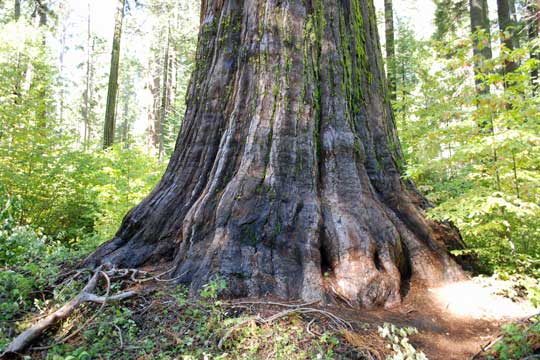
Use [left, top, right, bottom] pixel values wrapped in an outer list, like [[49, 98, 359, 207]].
[[469, 0, 492, 95], [529, 0, 539, 94], [15, 0, 21, 20], [36, 0, 47, 28], [83, 2, 93, 148], [497, 0, 518, 80], [103, 0, 126, 149], [158, 25, 171, 160], [87, 0, 466, 309], [384, 0, 396, 101], [146, 55, 161, 156]]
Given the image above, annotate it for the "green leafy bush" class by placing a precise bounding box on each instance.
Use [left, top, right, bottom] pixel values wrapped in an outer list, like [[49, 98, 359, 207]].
[[488, 317, 540, 359], [394, 24, 540, 272]]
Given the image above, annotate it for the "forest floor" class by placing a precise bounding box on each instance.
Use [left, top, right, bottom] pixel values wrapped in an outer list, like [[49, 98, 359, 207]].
[[4, 265, 537, 359], [334, 278, 537, 359]]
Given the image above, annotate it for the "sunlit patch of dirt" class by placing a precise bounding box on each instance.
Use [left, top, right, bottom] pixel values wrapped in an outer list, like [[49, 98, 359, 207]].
[[428, 277, 537, 320], [326, 276, 536, 359]]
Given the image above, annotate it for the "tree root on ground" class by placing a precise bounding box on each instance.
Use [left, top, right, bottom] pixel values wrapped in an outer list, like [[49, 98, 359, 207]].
[[0, 264, 177, 357]]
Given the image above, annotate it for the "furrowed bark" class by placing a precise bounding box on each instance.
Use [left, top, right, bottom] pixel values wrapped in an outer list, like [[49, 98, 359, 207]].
[[87, 0, 466, 309], [384, 0, 396, 101]]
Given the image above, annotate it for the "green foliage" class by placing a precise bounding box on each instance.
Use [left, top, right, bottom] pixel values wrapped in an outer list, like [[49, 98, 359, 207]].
[[0, 195, 98, 349], [0, 22, 95, 239], [488, 316, 540, 359], [0, 20, 162, 239], [37, 282, 344, 360], [393, 22, 540, 274], [378, 323, 427, 360], [92, 144, 163, 238], [199, 277, 227, 300]]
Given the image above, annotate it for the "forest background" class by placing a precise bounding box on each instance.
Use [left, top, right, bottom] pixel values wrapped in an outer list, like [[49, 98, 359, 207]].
[[0, 0, 539, 357]]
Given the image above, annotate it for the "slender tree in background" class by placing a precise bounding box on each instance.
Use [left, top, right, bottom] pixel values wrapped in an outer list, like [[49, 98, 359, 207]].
[[147, 53, 161, 155], [15, 0, 21, 20], [385, 0, 396, 101], [529, 0, 539, 94], [497, 0, 518, 81], [103, 0, 126, 149], [13, 0, 23, 100], [87, 0, 466, 308], [469, 0, 492, 95], [83, 1, 93, 147], [35, 0, 47, 27], [158, 24, 171, 160], [144, 0, 197, 158]]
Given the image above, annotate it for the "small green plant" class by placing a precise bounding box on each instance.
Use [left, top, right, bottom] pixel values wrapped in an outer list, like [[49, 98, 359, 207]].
[[488, 317, 540, 359], [378, 323, 427, 360], [200, 277, 227, 300]]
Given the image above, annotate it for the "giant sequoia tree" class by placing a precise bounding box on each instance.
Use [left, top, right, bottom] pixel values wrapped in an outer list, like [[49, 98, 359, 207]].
[[88, 0, 466, 308]]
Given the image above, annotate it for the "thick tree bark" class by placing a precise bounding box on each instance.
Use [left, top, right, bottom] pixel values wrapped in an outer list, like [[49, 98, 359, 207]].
[[103, 0, 126, 149], [384, 0, 396, 101], [87, 0, 466, 308], [469, 0, 492, 95]]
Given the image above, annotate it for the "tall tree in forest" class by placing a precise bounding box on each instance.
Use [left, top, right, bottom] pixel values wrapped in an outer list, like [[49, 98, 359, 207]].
[[497, 0, 518, 81], [103, 0, 126, 149], [82, 1, 93, 147], [469, 0, 492, 95], [35, 0, 47, 27], [146, 52, 161, 155], [529, 0, 539, 93], [14, 0, 21, 20], [87, 0, 466, 308], [384, 0, 396, 100], [158, 24, 171, 160]]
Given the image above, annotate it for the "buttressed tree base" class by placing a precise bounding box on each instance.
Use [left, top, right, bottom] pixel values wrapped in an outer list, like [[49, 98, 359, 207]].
[[87, 0, 466, 308]]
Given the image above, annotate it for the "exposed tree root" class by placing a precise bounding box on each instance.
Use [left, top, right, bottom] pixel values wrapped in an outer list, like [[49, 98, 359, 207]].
[[222, 300, 387, 358], [0, 265, 150, 357]]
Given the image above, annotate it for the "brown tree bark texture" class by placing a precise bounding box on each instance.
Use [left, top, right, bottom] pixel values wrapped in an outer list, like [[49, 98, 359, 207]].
[[88, 0, 466, 308]]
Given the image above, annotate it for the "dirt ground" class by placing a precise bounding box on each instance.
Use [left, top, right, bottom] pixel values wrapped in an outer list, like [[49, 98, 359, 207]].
[[328, 278, 536, 359]]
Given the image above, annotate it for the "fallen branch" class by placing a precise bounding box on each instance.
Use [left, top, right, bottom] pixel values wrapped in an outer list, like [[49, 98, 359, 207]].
[[1, 266, 138, 356]]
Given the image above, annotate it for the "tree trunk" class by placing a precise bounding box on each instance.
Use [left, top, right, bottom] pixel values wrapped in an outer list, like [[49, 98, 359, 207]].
[[384, 0, 396, 101], [529, 0, 539, 94], [497, 0, 518, 81], [83, 2, 92, 148], [15, 0, 21, 20], [36, 0, 47, 28], [87, 0, 466, 309], [120, 84, 131, 145], [158, 25, 171, 160], [146, 55, 161, 156], [103, 0, 126, 149], [469, 0, 492, 95]]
